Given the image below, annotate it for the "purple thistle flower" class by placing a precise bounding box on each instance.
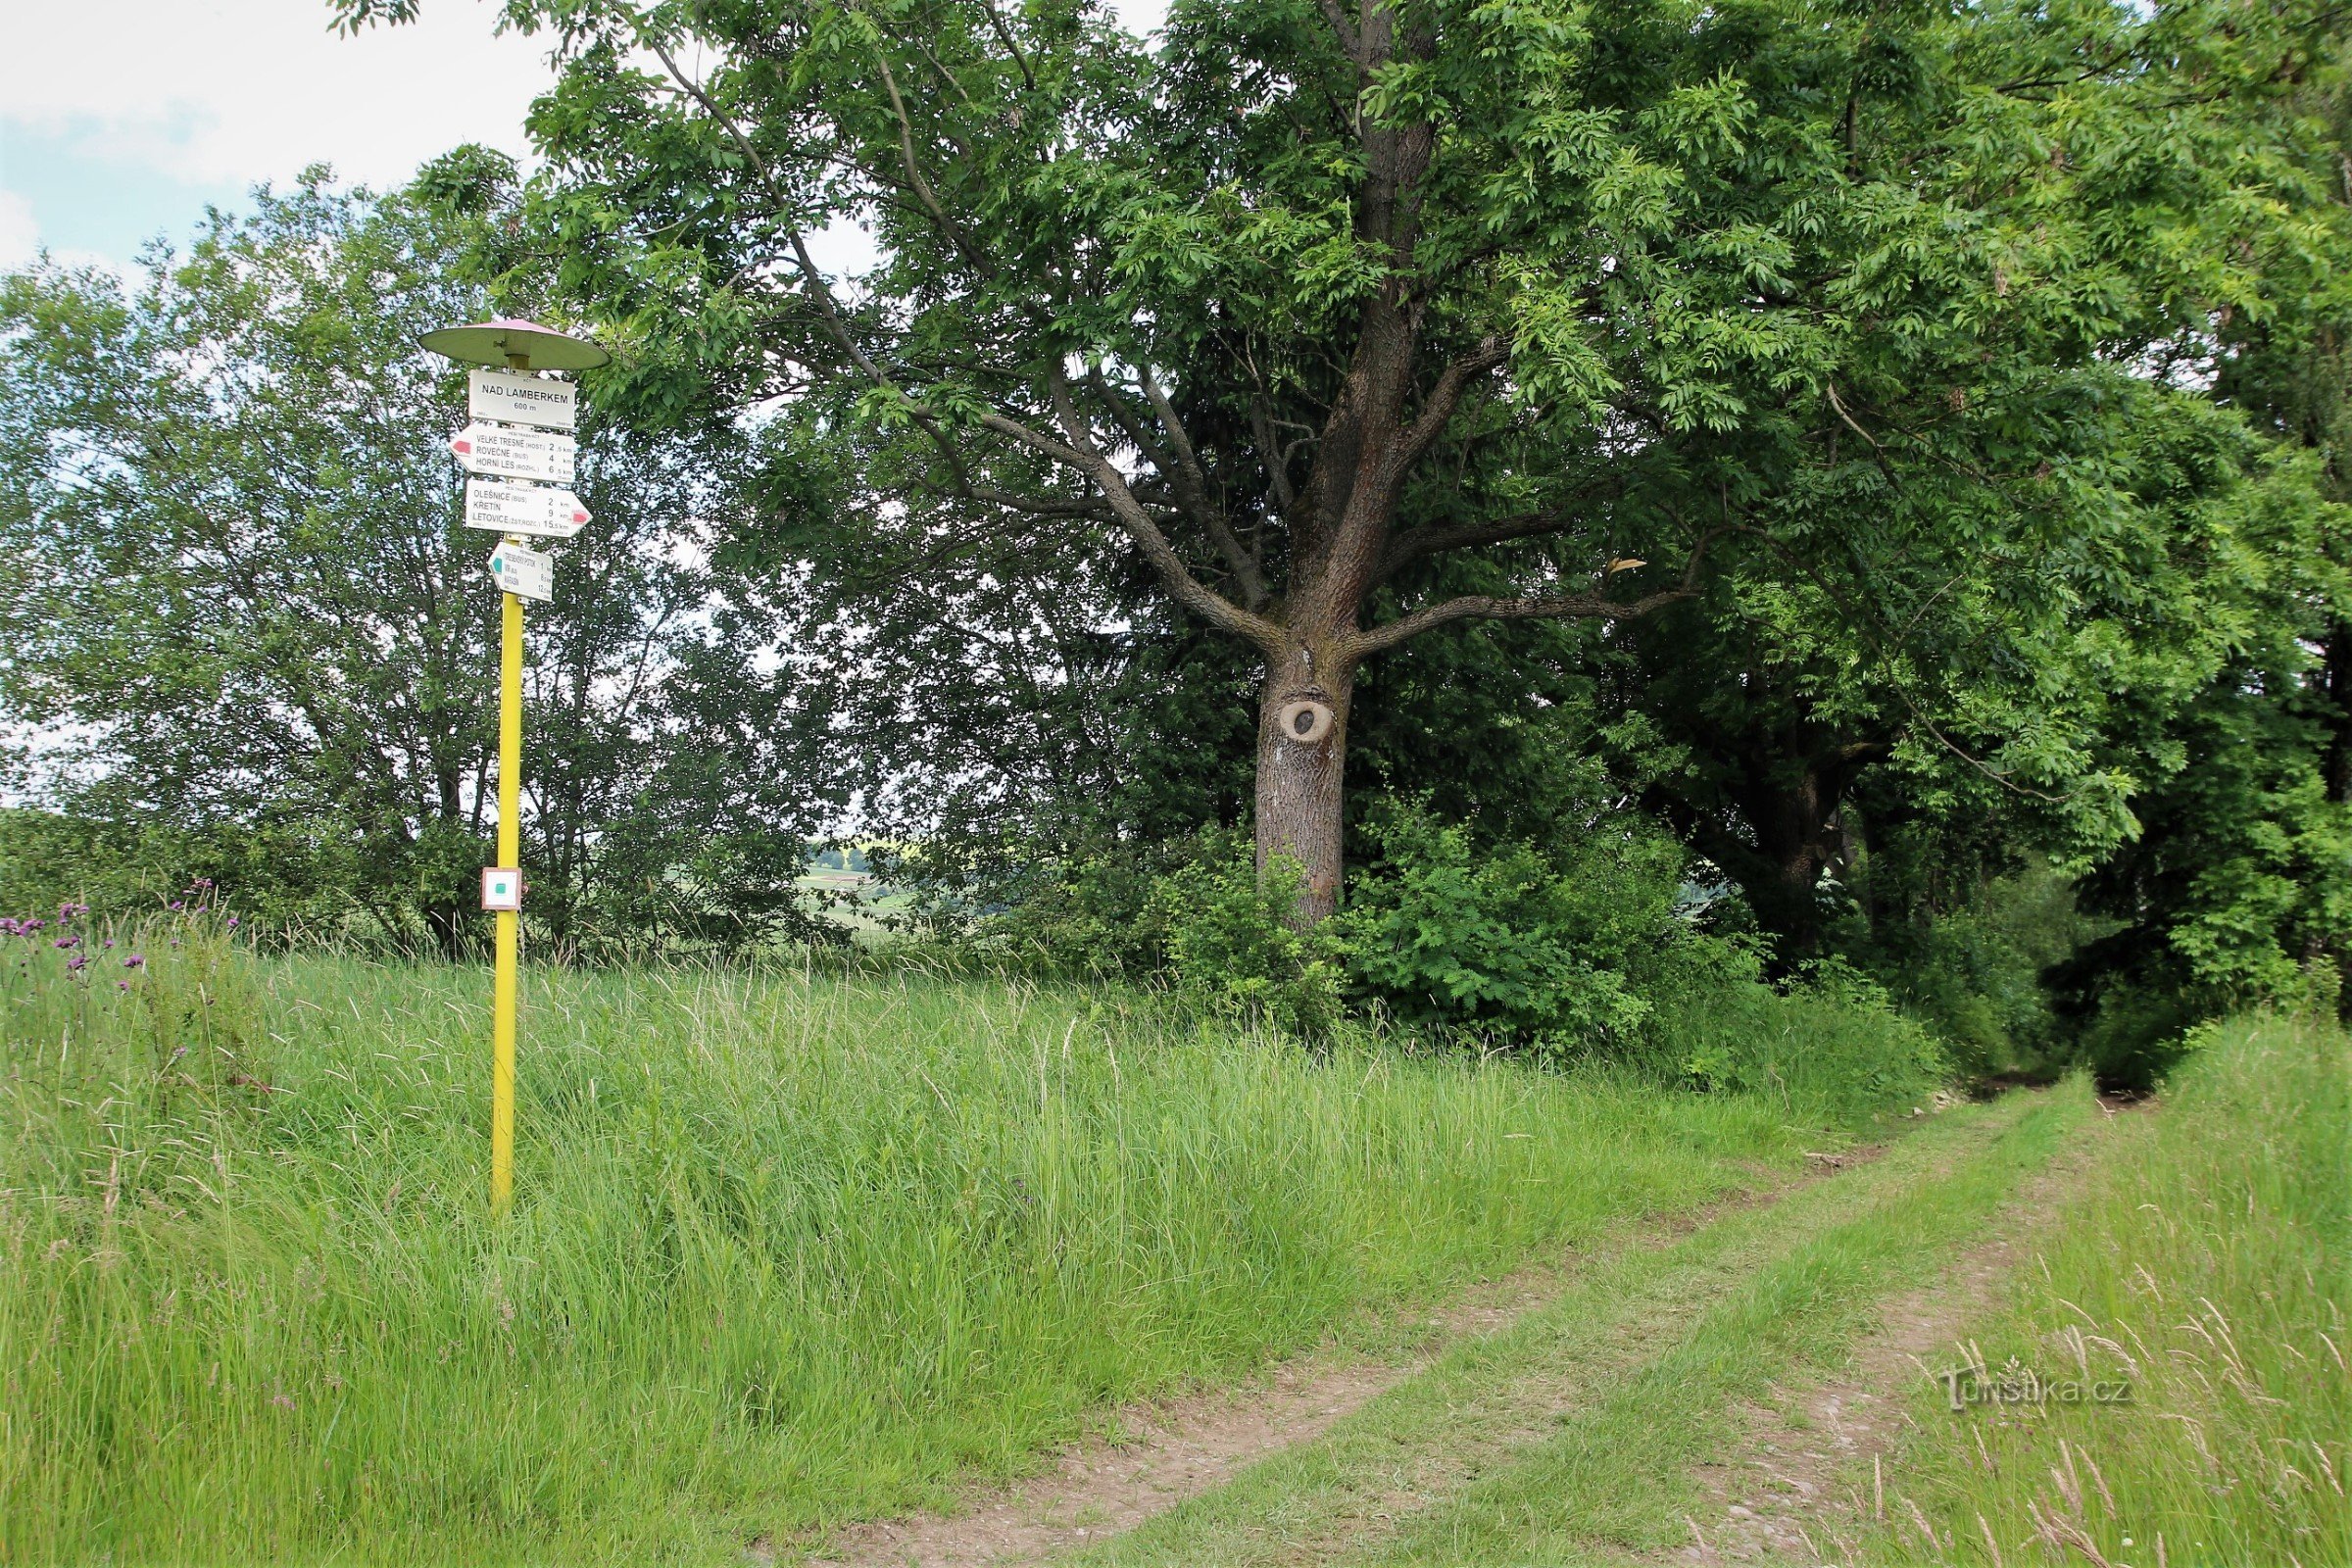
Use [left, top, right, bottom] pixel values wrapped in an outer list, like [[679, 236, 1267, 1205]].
[[116, 980, 128, 991], [102, 939, 114, 949], [66, 955, 86, 972], [225, 916, 240, 930], [123, 954, 144, 969], [169, 901, 184, 912], [52, 936, 77, 951]]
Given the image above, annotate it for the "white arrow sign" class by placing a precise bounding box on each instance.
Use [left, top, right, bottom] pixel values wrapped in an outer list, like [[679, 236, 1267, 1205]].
[[451, 422, 576, 483], [486, 542, 556, 603], [465, 477, 591, 539], [467, 367, 577, 431]]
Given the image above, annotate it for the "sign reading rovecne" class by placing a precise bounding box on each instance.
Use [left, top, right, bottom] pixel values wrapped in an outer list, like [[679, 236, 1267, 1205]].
[[464, 477, 592, 538], [452, 422, 577, 483], [466, 367, 578, 431]]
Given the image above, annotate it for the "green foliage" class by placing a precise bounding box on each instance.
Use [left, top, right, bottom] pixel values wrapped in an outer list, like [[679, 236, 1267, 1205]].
[[1842, 858, 2109, 1080], [1151, 838, 1344, 1036], [974, 802, 1954, 1124], [323, 0, 2352, 975], [1643, 961, 1954, 1127], [1332, 803, 1688, 1055]]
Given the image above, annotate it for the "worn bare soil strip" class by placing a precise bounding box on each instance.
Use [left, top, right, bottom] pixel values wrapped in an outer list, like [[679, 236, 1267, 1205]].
[[1670, 1102, 2137, 1567], [803, 1167, 1837, 1568]]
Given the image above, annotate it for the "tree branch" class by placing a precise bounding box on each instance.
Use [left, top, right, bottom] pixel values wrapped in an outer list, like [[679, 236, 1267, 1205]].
[[864, 39, 997, 278], [1376, 479, 1625, 579], [1030, 364, 1283, 651], [1086, 367, 1269, 609], [1315, 0, 1364, 67], [1351, 525, 1724, 656], [1385, 336, 1507, 481]]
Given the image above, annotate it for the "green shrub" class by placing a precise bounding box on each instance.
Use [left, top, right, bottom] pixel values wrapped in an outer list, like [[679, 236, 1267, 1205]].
[[1642, 960, 1952, 1124], [950, 833, 1193, 979], [1330, 803, 1688, 1056], [965, 803, 1962, 1124], [1149, 834, 1344, 1034], [1848, 859, 2103, 1080]]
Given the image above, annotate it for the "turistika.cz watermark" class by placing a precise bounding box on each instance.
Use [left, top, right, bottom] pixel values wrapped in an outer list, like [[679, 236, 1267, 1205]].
[[1940, 1357, 2132, 1412]]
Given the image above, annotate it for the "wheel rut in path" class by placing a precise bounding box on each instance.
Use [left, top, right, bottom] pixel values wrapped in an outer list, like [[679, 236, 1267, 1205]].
[[1671, 1099, 2137, 1567], [1053, 1091, 2067, 1568], [800, 1161, 1848, 1568]]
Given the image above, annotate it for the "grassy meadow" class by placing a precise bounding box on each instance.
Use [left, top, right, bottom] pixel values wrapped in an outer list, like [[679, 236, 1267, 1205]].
[[1871, 1014, 2351, 1566], [0, 906, 1911, 1565]]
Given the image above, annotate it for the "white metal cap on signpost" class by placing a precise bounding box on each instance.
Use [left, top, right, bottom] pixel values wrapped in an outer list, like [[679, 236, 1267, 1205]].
[[420, 316, 608, 1220], [419, 318, 612, 372]]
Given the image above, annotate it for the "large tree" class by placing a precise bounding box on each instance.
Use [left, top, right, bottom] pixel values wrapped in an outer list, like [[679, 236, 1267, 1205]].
[[343, 0, 2341, 922]]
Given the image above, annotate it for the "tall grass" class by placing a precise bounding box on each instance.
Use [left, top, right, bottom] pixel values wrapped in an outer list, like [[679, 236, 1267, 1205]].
[[0, 906, 1866, 1565], [1871, 1014, 2351, 1566]]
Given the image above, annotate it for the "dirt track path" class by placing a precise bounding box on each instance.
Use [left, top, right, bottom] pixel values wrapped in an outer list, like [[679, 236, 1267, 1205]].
[[803, 1168, 1837, 1568], [801, 1091, 2114, 1568], [1671, 1099, 2136, 1567]]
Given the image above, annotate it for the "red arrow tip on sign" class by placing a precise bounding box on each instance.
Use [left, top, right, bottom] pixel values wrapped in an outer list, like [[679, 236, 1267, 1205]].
[[571, 510, 588, 523], [451, 438, 471, 454]]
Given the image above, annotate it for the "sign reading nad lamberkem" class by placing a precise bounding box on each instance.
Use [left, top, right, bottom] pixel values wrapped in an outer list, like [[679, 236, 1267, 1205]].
[[467, 367, 578, 431], [465, 477, 592, 539]]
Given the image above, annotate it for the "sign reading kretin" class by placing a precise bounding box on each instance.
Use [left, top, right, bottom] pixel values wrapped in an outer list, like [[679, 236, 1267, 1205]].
[[467, 366, 578, 430], [465, 477, 592, 539]]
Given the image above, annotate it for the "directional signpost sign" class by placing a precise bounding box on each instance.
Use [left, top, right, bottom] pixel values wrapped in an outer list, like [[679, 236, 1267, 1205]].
[[487, 543, 556, 603], [452, 423, 576, 483], [467, 367, 578, 430], [465, 477, 591, 539], [422, 318, 611, 1220]]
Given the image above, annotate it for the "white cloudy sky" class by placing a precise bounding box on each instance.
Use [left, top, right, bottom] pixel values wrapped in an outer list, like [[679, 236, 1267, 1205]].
[[0, 0, 1166, 274]]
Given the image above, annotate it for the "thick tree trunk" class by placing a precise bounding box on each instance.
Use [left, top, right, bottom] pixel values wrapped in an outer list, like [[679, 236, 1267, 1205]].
[[1253, 647, 1356, 925]]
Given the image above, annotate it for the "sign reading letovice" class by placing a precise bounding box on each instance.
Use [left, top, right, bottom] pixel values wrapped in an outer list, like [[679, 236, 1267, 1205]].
[[487, 542, 557, 602], [452, 423, 576, 483], [467, 367, 577, 431], [465, 478, 591, 539]]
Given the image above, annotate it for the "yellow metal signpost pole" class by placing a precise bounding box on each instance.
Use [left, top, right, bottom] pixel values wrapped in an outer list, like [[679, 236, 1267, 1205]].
[[491, 586, 522, 1214], [420, 317, 609, 1218]]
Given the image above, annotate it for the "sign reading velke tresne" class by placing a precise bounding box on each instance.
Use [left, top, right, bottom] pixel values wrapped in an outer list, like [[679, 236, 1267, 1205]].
[[452, 422, 577, 483], [467, 367, 578, 431], [465, 477, 591, 539], [487, 542, 557, 603]]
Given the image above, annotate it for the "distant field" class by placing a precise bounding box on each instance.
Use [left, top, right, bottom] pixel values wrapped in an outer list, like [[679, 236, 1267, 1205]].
[[1, 911, 1894, 1565]]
